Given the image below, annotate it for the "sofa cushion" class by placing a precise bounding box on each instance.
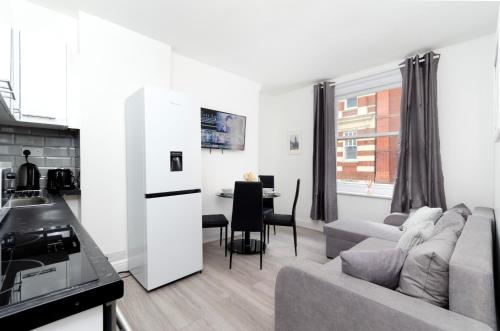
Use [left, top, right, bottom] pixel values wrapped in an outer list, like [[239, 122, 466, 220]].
[[323, 220, 403, 244], [340, 247, 407, 289], [323, 237, 397, 273], [400, 206, 442, 231], [397, 229, 459, 307], [434, 211, 465, 236], [449, 215, 497, 330], [397, 221, 435, 250]]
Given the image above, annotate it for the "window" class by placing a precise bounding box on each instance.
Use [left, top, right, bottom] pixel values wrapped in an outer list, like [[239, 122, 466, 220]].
[[346, 97, 357, 109], [343, 131, 357, 160], [335, 70, 402, 197]]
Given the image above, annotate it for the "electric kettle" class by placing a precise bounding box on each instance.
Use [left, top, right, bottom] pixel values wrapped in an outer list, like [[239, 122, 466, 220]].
[[17, 150, 41, 190]]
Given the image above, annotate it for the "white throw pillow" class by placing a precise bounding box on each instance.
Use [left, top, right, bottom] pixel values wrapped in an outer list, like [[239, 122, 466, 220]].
[[400, 206, 442, 231], [397, 221, 435, 250]]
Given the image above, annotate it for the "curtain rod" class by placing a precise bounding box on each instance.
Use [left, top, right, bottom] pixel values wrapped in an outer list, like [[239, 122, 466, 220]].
[[398, 53, 440, 67], [320, 53, 440, 87]]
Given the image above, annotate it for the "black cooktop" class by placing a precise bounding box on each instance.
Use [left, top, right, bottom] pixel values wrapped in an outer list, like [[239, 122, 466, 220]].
[[0, 225, 98, 308]]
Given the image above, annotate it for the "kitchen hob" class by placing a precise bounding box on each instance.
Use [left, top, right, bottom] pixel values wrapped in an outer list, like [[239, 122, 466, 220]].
[[0, 225, 98, 308]]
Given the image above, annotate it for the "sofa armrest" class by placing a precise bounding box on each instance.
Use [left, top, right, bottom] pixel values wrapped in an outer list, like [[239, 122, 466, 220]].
[[473, 207, 495, 222], [383, 212, 409, 226], [275, 260, 492, 331]]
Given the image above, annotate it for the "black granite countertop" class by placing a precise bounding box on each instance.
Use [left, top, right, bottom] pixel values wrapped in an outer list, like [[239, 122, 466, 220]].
[[58, 188, 81, 196], [0, 193, 123, 330]]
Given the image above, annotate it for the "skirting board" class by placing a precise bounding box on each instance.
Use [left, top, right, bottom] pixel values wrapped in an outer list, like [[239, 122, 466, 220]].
[[106, 250, 129, 273], [203, 227, 224, 243], [111, 258, 129, 273], [202, 220, 323, 244], [295, 218, 324, 232], [110, 223, 321, 273]]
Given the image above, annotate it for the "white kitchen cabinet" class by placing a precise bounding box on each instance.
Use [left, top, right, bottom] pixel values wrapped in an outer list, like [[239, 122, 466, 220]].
[[0, 24, 12, 89], [18, 30, 67, 126], [34, 305, 103, 331], [0, 24, 16, 110], [0, 1, 81, 128]]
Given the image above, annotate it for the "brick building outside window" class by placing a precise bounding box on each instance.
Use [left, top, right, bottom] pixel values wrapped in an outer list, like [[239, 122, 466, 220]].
[[336, 87, 402, 186]]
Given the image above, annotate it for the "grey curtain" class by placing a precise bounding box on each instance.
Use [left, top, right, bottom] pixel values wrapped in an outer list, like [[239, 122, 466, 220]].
[[391, 52, 446, 213], [310, 82, 338, 222]]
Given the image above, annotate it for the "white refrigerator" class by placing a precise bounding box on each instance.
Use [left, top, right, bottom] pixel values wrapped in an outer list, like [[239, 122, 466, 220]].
[[125, 87, 202, 291]]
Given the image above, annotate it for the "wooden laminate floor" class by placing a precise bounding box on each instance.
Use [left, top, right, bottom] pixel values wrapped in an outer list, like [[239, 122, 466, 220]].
[[117, 227, 328, 331]]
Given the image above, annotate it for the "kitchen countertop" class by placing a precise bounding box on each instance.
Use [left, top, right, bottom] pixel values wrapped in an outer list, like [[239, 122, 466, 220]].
[[0, 193, 123, 330], [58, 188, 81, 196]]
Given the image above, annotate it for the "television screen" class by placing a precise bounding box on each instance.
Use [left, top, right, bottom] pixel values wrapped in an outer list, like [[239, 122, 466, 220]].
[[201, 108, 246, 150]]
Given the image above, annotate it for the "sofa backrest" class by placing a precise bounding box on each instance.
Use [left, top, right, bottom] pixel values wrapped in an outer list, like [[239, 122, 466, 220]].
[[449, 209, 496, 330]]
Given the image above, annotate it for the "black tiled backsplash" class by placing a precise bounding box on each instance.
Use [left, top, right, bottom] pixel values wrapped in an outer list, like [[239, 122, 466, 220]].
[[0, 125, 80, 189]]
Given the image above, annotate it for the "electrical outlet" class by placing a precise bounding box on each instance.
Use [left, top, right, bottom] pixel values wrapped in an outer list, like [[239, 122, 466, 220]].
[[22, 147, 43, 157]]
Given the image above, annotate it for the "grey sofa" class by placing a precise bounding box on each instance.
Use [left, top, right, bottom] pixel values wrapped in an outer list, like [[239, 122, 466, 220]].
[[275, 207, 497, 331]]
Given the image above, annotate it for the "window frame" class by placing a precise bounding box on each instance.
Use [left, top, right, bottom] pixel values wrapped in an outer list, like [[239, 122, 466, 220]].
[[335, 68, 402, 198]]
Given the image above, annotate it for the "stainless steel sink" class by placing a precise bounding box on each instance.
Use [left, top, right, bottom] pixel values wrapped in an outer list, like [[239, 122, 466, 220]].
[[9, 195, 54, 208]]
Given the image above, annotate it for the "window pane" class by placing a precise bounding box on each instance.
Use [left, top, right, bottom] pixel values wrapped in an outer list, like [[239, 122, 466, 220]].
[[374, 136, 399, 183], [346, 97, 357, 108], [374, 88, 401, 134], [337, 87, 401, 184], [344, 145, 357, 160]]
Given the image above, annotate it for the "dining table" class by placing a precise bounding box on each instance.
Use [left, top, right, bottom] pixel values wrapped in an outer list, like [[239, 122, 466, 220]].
[[217, 190, 281, 255]]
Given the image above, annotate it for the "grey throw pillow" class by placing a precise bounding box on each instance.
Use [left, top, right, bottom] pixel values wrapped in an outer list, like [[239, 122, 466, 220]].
[[397, 221, 434, 250], [399, 206, 442, 231], [397, 229, 459, 307], [448, 203, 472, 220], [433, 211, 465, 236], [340, 248, 408, 289]]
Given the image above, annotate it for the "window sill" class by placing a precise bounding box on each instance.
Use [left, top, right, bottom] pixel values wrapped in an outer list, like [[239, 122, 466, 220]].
[[337, 181, 393, 200], [337, 191, 392, 200]]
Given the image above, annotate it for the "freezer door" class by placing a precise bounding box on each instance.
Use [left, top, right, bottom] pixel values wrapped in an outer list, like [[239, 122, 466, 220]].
[[143, 88, 202, 194], [145, 192, 202, 290]]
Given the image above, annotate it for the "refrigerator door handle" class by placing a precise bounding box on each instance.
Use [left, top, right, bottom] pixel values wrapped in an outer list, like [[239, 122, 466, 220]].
[[145, 189, 201, 199]]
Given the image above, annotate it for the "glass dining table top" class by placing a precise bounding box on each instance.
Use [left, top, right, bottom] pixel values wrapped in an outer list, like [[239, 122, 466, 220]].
[[217, 192, 281, 199]]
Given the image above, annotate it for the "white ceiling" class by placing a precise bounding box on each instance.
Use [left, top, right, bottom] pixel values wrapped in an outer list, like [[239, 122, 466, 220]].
[[30, 0, 499, 92]]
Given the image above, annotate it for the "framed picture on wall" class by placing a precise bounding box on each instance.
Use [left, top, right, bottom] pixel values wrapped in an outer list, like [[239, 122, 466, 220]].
[[288, 131, 301, 154]]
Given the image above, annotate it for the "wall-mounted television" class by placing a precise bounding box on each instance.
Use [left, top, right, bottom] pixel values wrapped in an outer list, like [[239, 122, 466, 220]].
[[201, 108, 246, 150]]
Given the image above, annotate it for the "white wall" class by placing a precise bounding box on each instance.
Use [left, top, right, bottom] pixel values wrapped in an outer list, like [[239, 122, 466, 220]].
[[79, 14, 260, 267], [260, 34, 496, 229], [438, 34, 496, 210], [171, 53, 261, 242], [493, 7, 500, 219], [79, 13, 172, 267], [494, 145, 500, 217]]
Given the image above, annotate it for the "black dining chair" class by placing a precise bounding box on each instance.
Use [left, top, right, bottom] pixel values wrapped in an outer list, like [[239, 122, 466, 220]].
[[264, 179, 300, 256], [229, 181, 265, 270], [259, 175, 276, 235], [202, 214, 229, 256]]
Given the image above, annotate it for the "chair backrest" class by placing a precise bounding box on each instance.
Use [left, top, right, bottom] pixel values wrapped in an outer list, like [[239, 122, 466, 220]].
[[259, 175, 274, 210], [292, 179, 300, 222], [259, 175, 274, 189], [231, 181, 263, 232]]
